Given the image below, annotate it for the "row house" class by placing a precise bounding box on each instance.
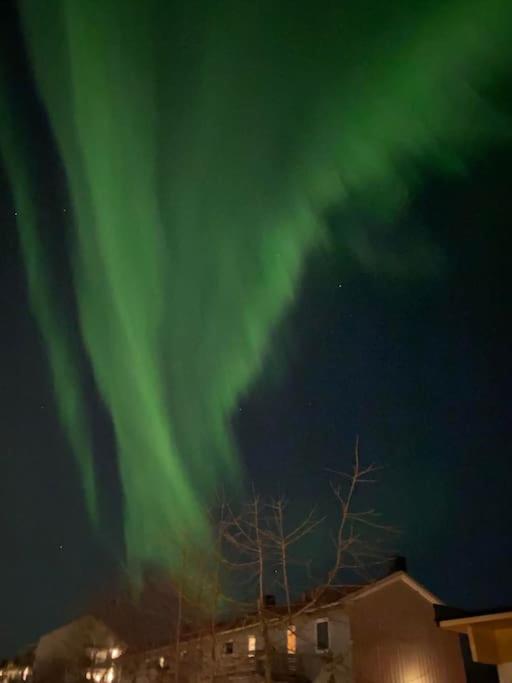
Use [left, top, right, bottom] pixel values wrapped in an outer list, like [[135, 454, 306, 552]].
[[3, 570, 470, 682], [118, 570, 467, 683]]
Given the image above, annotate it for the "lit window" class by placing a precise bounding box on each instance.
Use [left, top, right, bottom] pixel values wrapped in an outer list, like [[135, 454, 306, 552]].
[[316, 619, 329, 651], [105, 668, 114, 683], [159, 657, 165, 668], [95, 650, 108, 663], [223, 641, 234, 655], [287, 625, 297, 655], [86, 674, 92, 681], [110, 648, 121, 660], [248, 635, 256, 657]]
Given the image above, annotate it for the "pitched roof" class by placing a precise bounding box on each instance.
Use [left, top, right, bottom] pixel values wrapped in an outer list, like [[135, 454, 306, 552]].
[[120, 570, 440, 657], [339, 570, 442, 606], [193, 572, 437, 636]]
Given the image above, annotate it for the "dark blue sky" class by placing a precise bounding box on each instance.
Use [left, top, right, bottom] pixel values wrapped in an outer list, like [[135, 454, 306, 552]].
[[238, 150, 512, 610], [235, 149, 512, 606], [1, 0, 512, 660]]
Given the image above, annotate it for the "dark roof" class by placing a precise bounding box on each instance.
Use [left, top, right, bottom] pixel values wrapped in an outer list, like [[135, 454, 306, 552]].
[[118, 584, 365, 660], [435, 604, 512, 623], [113, 571, 417, 659]]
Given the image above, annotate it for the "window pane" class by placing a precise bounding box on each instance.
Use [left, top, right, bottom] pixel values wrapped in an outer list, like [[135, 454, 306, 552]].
[[316, 621, 329, 651], [287, 625, 297, 654], [248, 635, 256, 657], [223, 641, 234, 655]]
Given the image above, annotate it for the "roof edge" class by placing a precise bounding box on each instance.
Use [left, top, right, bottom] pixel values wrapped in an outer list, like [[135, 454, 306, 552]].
[[340, 571, 443, 606], [439, 610, 512, 629]]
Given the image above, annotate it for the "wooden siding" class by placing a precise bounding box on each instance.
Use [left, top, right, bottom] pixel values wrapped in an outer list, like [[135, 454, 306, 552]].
[[347, 579, 466, 683]]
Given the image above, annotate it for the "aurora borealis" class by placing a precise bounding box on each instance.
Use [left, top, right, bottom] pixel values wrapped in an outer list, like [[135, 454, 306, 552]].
[[2, 0, 512, 578]]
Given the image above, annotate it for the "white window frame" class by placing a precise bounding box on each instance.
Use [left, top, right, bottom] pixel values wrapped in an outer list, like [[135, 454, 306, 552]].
[[315, 617, 330, 653]]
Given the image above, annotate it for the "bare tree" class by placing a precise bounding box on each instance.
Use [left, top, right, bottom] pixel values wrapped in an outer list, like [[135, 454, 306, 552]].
[[266, 498, 323, 622], [218, 438, 391, 682], [100, 440, 391, 683], [167, 499, 234, 683], [221, 494, 273, 683]]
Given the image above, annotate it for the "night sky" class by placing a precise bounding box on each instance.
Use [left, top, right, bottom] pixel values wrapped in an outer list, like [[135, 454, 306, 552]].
[[2, 0, 512, 659]]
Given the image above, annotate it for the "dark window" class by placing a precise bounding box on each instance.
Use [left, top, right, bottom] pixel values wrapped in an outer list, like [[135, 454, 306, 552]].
[[223, 641, 234, 655], [316, 621, 329, 651]]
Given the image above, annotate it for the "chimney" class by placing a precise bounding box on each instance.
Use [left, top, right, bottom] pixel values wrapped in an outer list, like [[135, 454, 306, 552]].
[[389, 555, 407, 574]]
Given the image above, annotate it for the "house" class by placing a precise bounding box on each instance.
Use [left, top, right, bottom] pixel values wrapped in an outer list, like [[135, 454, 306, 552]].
[[118, 570, 466, 683], [0, 646, 35, 682], [345, 571, 466, 682], [0, 662, 32, 681], [2, 570, 180, 683], [438, 606, 512, 682], [33, 615, 124, 682], [116, 641, 172, 683]]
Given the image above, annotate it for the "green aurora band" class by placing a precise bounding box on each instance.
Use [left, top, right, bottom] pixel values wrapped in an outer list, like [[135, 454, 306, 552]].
[[1, 0, 512, 570]]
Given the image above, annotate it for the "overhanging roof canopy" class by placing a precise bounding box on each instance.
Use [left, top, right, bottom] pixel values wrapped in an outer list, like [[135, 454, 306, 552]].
[[440, 611, 512, 665]]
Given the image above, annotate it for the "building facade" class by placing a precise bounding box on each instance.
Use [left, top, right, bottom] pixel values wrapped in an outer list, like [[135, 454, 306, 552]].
[[2, 572, 467, 683], [118, 571, 466, 683], [346, 572, 466, 682], [33, 616, 124, 683]]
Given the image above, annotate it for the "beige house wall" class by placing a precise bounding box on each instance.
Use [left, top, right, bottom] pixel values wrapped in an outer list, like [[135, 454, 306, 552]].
[[347, 579, 466, 683]]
